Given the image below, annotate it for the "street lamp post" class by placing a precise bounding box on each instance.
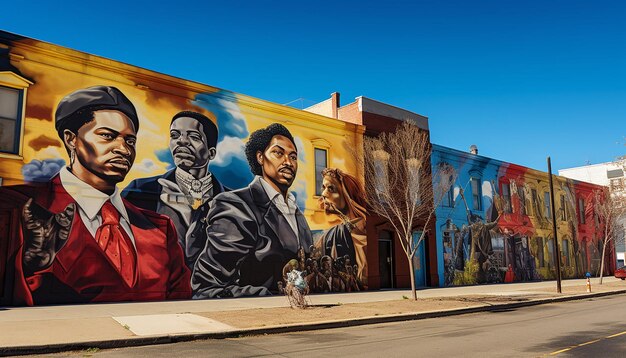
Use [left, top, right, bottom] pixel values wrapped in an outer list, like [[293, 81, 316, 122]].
[[547, 157, 562, 293]]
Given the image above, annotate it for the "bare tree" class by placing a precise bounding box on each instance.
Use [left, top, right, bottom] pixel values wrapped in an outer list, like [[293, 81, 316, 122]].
[[593, 187, 626, 284], [356, 121, 456, 300]]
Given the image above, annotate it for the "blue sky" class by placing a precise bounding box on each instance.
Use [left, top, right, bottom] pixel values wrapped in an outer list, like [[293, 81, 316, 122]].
[[2, 0, 624, 172]]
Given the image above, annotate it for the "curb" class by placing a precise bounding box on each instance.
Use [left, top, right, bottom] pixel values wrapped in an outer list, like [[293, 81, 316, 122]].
[[2, 289, 625, 356]]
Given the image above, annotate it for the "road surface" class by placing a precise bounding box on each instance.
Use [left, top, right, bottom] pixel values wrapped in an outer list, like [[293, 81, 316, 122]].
[[51, 294, 626, 357]]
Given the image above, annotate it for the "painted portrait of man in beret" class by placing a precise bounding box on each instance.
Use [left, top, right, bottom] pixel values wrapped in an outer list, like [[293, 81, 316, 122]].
[[1, 85, 191, 305]]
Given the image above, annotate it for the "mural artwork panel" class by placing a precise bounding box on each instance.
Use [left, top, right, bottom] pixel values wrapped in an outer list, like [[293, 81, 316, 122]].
[[433, 147, 610, 287], [0, 48, 367, 305]]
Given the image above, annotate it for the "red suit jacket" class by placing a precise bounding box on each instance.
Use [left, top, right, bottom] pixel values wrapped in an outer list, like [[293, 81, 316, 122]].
[[4, 175, 191, 306]]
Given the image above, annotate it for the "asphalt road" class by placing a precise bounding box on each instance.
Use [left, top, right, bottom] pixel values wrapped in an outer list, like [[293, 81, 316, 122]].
[[51, 294, 626, 357]]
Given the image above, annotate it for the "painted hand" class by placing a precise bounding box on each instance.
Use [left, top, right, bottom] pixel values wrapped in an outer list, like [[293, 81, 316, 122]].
[[21, 198, 75, 274], [318, 196, 339, 214]]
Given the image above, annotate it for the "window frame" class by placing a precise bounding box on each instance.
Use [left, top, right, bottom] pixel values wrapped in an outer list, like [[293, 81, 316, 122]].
[[543, 191, 552, 219], [501, 182, 512, 213], [442, 183, 455, 208], [578, 197, 586, 224], [531, 188, 539, 217], [470, 177, 482, 211], [517, 186, 527, 215], [0, 71, 33, 159], [313, 147, 328, 197]]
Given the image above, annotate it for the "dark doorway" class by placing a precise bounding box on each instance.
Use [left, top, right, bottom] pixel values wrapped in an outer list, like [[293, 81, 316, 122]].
[[378, 230, 394, 288]]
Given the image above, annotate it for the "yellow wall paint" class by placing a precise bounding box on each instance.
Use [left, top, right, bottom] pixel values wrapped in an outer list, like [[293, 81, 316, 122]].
[[1, 39, 364, 232]]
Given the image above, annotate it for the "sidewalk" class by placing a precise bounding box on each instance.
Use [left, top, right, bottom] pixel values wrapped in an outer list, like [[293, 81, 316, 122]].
[[1, 277, 625, 356]]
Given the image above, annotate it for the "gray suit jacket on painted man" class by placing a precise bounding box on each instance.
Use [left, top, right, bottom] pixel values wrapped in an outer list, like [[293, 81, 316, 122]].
[[192, 176, 313, 298], [122, 169, 227, 270]]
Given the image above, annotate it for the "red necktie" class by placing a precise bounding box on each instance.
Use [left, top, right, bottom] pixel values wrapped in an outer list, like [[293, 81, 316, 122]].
[[95, 201, 137, 287]]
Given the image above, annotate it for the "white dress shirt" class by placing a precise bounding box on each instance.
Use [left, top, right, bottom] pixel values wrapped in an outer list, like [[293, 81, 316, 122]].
[[258, 176, 299, 237], [59, 167, 136, 247]]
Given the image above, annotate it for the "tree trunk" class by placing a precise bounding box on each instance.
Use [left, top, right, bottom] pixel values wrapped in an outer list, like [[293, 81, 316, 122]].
[[408, 248, 417, 300], [599, 240, 607, 285]]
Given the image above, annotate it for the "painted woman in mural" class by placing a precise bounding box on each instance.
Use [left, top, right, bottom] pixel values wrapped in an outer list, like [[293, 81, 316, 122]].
[[191, 123, 313, 298], [122, 110, 228, 270], [2, 86, 191, 305], [317, 168, 368, 288]]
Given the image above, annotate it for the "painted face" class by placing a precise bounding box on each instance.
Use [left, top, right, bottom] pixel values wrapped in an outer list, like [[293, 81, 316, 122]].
[[72, 110, 137, 185], [169, 116, 213, 171], [258, 135, 298, 193], [321, 175, 347, 215]]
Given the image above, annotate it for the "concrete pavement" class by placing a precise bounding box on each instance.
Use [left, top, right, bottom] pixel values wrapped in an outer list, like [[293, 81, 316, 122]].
[[1, 277, 625, 356]]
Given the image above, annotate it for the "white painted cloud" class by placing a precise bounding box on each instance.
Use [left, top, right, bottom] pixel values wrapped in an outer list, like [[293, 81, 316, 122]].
[[331, 157, 345, 168], [34, 146, 64, 160], [294, 136, 306, 164], [212, 135, 246, 167], [291, 178, 308, 212], [133, 158, 162, 174]]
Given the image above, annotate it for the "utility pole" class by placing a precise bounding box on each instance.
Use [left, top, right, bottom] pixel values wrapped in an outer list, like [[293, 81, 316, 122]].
[[547, 157, 562, 293]]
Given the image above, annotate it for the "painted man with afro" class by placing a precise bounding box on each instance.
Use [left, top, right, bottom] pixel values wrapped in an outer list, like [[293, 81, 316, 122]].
[[192, 123, 313, 298]]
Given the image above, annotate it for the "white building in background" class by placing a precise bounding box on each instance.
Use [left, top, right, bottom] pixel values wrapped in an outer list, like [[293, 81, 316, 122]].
[[559, 159, 626, 267]]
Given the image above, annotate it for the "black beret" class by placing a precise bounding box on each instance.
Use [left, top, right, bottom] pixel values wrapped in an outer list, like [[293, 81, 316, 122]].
[[171, 111, 218, 148], [55, 86, 139, 133]]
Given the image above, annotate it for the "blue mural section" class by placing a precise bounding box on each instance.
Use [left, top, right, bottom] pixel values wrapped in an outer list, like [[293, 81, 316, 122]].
[[432, 145, 505, 287], [193, 91, 253, 190], [21, 158, 65, 182]]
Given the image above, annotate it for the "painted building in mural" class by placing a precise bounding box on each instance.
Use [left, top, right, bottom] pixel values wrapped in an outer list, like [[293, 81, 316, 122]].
[[432, 144, 615, 287], [0, 30, 368, 306]]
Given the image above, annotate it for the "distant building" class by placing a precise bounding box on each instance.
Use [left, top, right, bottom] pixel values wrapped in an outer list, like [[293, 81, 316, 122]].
[[560, 160, 626, 267], [306, 94, 437, 289], [433, 145, 613, 286], [309, 94, 615, 288]]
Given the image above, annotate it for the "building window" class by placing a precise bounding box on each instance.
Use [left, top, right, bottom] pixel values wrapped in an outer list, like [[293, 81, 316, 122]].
[[531, 188, 539, 216], [502, 182, 512, 213], [517, 186, 527, 215], [543, 191, 551, 219], [536, 237, 545, 268], [606, 168, 624, 179], [0, 72, 32, 157], [0, 85, 24, 154], [559, 194, 567, 221], [578, 198, 586, 224], [561, 239, 570, 266], [314, 148, 327, 196], [471, 177, 482, 211]]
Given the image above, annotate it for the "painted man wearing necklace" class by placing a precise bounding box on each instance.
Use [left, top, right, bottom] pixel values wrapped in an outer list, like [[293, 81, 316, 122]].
[[123, 111, 227, 270]]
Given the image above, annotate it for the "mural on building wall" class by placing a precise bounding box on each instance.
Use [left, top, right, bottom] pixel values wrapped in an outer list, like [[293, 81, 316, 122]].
[[2, 86, 191, 305], [0, 38, 367, 305], [433, 146, 611, 287]]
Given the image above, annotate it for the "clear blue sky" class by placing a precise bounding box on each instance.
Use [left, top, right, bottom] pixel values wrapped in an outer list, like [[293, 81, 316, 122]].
[[2, 0, 624, 172]]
